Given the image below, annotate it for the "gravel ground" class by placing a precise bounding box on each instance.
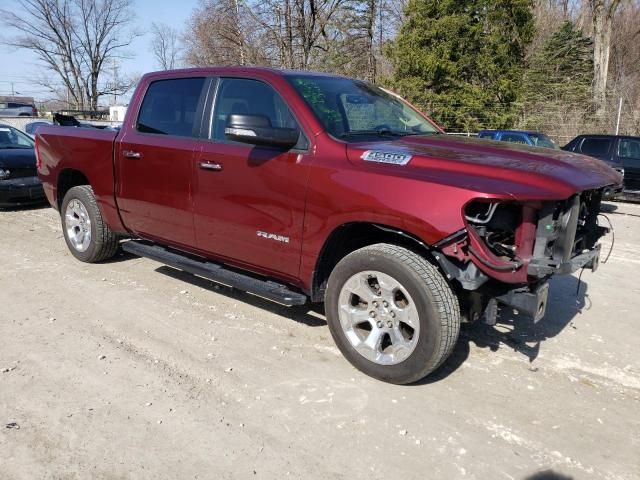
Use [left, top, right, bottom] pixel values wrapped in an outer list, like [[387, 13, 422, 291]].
[[1, 201, 639, 480]]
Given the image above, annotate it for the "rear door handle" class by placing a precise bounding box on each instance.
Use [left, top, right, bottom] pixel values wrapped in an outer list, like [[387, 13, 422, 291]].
[[123, 150, 142, 159], [199, 161, 223, 171]]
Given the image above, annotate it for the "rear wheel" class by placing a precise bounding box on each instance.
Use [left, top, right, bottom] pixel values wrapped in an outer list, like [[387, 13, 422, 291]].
[[325, 244, 460, 384], [61, 185, 118, 263]]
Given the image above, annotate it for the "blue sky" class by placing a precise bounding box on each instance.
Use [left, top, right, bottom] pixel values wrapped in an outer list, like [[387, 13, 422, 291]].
[[0, 0, 199, 101]]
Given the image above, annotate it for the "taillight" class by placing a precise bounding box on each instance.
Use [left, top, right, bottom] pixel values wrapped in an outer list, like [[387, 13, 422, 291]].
[[35, 137, 41, 171]]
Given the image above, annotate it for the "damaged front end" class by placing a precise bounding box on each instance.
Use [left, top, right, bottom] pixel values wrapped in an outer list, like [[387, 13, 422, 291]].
[[433, 189, 610, 324]]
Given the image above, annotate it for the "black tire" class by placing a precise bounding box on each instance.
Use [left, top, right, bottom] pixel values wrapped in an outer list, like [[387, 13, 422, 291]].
[[60, 185, 118, 263], [325, 244, 460, 384]]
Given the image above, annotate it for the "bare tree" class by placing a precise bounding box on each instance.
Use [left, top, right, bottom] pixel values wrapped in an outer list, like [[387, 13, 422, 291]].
[[183, 0, 262, 66], [1, 0, 138, 112], [150, 22, 180, 70], [588, 0, 622, 115], [251, 0, 347, 69], [608, 1, 640, 133], [362, 0, 377, 81]]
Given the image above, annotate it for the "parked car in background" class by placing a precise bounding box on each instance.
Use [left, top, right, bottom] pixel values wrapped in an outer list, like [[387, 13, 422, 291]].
[[25, 120, 53, 138], [0, 124, 45, 207], [562, 135, 639, 195], [0, 96, 38, 117], [478, 130, 558, 149]]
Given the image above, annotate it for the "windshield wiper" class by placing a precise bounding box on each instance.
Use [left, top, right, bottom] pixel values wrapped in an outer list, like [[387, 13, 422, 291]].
[[340, 129, 406, 138], [403, 131, 441, 136], [0, 145, 32, 149], [340, 129, 440, 139]]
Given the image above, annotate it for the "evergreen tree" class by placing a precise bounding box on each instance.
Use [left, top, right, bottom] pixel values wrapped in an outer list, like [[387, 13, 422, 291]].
[[386, 0, 534, 132], [521, 21, 593, 131]]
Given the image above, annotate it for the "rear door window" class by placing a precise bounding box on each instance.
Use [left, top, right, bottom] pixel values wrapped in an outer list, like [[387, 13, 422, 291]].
[[500, 133, 528, 145], [137, 77, 207, 137], [579, 138, 612, 157], [529, 133, 556, 149]]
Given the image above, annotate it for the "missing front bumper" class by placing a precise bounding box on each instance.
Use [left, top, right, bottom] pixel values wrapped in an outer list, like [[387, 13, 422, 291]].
[[528, 243, 601, 277], [495, 281, 550, 323]]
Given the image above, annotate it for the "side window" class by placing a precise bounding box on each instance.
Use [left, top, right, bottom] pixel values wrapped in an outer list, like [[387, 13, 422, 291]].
[[211, 78, 299, 142], [137, 77, 206, 137], [500, 133, 528, 144], [618, 139, 640, 166], [478, 133, 494, 139], [579, 138, 612, 157]]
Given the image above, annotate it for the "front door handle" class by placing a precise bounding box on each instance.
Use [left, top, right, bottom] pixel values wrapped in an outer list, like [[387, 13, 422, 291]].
[[123, 150, 142, 159], [199, 161, 223, 171]]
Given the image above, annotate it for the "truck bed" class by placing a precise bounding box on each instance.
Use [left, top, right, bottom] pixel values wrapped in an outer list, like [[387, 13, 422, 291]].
[[36, 126, 123, 231]]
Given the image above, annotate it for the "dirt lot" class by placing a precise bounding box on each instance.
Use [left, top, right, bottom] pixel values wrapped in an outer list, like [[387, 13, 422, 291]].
[[1, 202, 639, 480]]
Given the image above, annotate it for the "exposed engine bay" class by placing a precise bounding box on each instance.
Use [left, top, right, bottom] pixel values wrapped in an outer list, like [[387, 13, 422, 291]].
[[433, 188, 611, 323]]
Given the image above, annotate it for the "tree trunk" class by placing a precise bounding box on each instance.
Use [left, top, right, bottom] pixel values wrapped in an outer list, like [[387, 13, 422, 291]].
[[590, 0, 620, 116], [91, 74, 99, 112], [232, 0, 246, 65], [365, 0, 377, 82]]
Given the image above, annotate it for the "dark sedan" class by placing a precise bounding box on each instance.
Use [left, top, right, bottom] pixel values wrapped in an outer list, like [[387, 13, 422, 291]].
[[0, 124, 45, 207]]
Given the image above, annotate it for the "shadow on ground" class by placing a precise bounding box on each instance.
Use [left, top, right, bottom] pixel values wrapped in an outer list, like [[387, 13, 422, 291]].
[[155, 265, 326, 327], [100, 248, 138, 264], [122, 251, 590, 383], [524, 470, 573, 480], [419, 273, 589, 384]]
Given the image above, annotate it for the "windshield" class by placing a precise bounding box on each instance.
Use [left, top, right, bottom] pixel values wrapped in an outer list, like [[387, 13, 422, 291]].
[[529, 133, 557, 149], [286, 75, 439, 140], [0, 126, 35, 149]]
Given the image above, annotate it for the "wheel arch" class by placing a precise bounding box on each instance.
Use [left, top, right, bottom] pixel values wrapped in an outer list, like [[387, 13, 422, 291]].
[[56, 168, 90, 210], [310, 222, 435, 302]]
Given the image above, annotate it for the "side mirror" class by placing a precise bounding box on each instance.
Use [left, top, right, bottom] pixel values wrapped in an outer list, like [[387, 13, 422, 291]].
[[225, 114, 299, 149]]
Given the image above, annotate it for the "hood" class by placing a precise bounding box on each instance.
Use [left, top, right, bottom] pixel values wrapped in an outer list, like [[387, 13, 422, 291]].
[[0, 147, 36, 169], [346, 135, 623, 200]]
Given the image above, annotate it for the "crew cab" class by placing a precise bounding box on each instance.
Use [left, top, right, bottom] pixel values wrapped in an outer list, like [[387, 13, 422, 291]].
[[36, 68, 621, 384]]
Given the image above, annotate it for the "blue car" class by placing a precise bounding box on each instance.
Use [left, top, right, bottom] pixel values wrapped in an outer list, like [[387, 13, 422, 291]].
[[478, 130, 557, 149]]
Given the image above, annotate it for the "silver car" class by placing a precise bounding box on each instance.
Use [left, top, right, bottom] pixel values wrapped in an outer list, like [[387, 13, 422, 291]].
[[0, 97, 37, 117]]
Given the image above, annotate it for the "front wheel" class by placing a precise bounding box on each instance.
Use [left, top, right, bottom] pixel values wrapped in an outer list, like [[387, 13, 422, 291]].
[[325, 244, 460, 384], [61, 185, 118, 263]]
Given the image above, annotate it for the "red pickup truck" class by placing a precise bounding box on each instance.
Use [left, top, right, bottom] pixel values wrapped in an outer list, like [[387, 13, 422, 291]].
[[36, 67, 621, 384]]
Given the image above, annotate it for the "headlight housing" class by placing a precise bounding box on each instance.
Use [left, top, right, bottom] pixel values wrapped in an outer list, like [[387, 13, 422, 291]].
[[464, 200, 521, 260], [0, 168, 10, 180]]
